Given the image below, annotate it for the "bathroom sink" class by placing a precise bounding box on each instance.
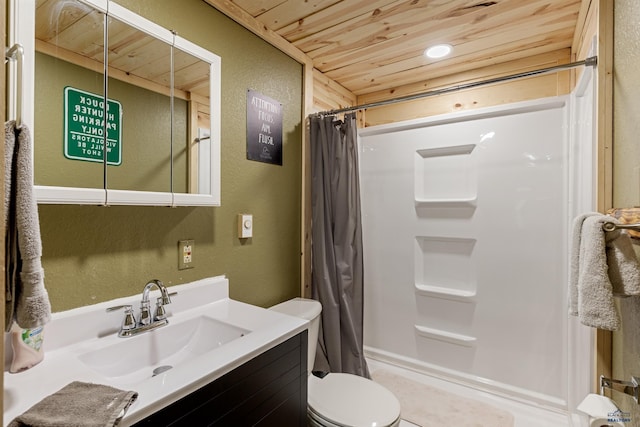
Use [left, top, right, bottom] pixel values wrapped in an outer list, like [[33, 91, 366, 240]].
[[4, 277, 309, 426], [78, 315, 249, 385]]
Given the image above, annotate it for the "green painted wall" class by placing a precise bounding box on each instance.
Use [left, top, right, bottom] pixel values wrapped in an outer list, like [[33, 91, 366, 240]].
[[38, 0, 303, 312]]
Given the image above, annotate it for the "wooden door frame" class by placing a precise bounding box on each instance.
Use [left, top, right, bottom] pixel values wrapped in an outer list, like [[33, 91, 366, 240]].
[[595, 0, 614, 392]]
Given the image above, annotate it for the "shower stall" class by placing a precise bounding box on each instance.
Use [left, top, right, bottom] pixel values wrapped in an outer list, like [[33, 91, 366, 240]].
[[358, 73, 595, 422]]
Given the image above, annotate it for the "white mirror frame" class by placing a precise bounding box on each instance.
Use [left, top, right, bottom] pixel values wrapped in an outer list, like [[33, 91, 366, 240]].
[[10, 0, 221, 206]]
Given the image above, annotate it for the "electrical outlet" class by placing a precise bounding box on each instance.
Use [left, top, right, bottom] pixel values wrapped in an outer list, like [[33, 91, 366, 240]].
[[178, 239, 194, 270]]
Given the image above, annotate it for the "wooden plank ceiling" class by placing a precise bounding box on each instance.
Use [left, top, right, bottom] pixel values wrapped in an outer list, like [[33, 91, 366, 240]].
[[225, 0, 583, 97]]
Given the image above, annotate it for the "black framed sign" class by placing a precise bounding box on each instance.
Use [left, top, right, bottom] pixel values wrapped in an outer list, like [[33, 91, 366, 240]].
[[246, 89, 283, 165]]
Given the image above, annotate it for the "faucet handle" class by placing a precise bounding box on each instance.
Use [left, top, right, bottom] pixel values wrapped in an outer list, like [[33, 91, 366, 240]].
[[154, 292, 178, 321], [139, 301, 152, 326], [155, 298, 168, 321], [106, 304, 133, 312], [106, 304, 136, 331]]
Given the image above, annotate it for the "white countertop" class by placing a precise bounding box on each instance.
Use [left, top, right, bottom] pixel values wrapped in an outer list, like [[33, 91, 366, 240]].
[[3, 276, 308, 426]]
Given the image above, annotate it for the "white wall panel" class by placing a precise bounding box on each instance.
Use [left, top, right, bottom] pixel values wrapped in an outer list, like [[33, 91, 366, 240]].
[[359, 98, 569, 406]]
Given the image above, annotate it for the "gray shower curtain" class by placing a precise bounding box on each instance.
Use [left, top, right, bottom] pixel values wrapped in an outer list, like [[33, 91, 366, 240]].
[[309, 112, 369, 378]]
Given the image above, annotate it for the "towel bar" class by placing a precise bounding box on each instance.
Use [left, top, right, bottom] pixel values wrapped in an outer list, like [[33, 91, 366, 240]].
[[604, 207, 640, 241], [600, 375, 640, 404], [5, 43, 24, 127], [602, 221, 640, 232]]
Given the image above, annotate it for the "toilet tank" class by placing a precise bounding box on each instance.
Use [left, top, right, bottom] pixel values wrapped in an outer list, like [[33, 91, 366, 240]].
[[270, 298, 322, 373]]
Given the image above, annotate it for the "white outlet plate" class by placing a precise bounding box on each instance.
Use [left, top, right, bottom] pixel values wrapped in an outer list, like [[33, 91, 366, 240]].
[[178, 239, 194, 270]]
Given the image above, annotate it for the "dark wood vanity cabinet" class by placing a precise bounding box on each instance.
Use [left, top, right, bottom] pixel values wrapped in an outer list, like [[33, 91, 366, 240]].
[[132, 331, 308, 427]]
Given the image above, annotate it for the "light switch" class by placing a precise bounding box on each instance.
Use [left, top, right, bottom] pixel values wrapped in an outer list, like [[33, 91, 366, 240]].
[[238, 214, 253, 238]]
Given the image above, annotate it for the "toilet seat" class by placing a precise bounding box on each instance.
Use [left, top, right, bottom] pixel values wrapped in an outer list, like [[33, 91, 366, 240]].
[[308, 373, 401, 427]]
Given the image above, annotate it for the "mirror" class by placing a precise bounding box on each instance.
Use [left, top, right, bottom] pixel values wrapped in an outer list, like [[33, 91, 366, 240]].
[[34, 0, 106, 197], [29, 0, 220, 206], [105, 13, 172, 195], [171, 34, 221, 206], [172, 45, 211, 195]]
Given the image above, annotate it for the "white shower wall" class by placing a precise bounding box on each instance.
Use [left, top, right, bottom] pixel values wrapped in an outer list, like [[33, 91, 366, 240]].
[[359, 97, 573, 409]]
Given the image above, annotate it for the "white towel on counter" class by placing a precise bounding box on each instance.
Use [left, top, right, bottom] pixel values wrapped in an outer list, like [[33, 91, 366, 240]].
[[569, 213, 640, 331], [4, 121, 51, 331]]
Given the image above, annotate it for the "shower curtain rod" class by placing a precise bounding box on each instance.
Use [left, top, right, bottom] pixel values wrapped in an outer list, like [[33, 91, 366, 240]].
[[314, 56, 598, 117]]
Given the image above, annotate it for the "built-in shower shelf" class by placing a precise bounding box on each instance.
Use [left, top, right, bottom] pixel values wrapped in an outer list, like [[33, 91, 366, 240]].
[[414, 197, 477, 208], [415, 283, 476, 302], [416, 144, 476, 158], [414, 325, 477, 348]]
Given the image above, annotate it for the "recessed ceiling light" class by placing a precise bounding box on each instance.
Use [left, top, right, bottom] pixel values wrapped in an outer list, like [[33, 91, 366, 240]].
[[425, 44, 452, 59]]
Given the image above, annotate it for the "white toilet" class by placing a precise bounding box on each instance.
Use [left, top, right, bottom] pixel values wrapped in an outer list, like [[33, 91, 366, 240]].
[[270, 298, 401, 427]]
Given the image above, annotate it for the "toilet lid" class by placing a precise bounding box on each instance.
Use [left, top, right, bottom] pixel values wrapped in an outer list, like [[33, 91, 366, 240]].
[[308, 373, 401, 427]]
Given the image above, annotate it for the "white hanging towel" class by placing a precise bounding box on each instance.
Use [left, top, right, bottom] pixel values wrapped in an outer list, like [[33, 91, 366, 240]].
[[569, 213, 640, 330]]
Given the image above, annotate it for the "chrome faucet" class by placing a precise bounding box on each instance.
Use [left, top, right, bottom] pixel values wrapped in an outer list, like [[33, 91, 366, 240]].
[[107, 279, 173, 338], [140, 279, 172, 326]]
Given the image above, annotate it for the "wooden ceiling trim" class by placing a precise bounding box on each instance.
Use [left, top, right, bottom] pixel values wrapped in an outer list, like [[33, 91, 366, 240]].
[[357, 48, 571, 104]]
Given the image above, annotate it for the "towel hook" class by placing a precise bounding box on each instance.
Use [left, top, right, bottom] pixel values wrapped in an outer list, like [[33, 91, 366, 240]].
[[5, 43, 24, 127]]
